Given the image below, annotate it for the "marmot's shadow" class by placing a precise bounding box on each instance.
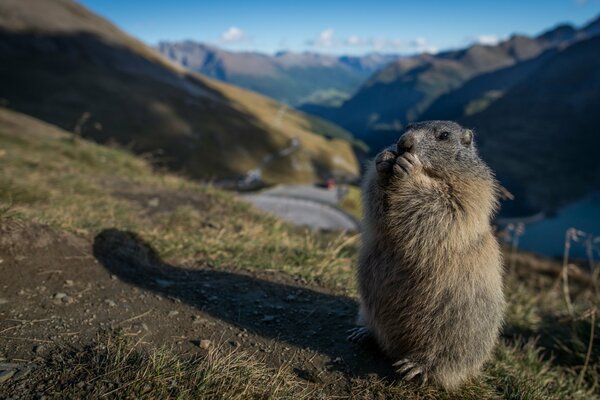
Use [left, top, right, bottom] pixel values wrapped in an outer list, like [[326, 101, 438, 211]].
[[92, 228, 393, 378]]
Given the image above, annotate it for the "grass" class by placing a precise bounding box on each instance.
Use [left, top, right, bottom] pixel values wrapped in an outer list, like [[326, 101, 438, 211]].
[[10, 331, 311, 400], [1, 107, 599, 399]]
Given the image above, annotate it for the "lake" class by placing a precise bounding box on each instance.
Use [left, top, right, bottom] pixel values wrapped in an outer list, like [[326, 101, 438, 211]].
[[497, 194, 600, 259]]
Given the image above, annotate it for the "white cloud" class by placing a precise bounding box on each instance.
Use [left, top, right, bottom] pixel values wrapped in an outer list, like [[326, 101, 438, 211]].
[[473, 34, 500, 46], [307, 30, 437, 53], [575, 0, 588, 5], [219, 26, 247, 44], [306, 28, 336, 47], [345, 34, 367, 46]]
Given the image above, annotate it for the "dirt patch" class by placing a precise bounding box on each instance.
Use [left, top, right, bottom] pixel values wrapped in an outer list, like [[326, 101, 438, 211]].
[[0, 220, 393, 396]]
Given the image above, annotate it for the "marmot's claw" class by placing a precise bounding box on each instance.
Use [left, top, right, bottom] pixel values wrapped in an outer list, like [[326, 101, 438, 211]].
[[394, 359, 427, 385], [393, 153, 422, 177], [375, 150, 397, 175], [346, 326, 372, 344]]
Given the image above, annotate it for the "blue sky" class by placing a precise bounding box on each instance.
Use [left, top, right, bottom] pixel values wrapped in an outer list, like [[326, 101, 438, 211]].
[[79, 0, 600, 55]]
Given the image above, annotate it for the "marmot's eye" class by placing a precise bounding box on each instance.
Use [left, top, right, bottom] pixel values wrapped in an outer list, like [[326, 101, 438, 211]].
[[437, 131, 450, 141]]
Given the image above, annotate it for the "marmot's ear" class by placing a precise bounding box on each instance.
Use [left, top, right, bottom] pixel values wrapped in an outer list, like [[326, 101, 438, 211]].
[[461, 129, 474, 146]]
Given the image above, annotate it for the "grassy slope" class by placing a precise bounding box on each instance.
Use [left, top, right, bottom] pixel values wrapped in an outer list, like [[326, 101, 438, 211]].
[[0, 0, 360, 184], [0, 107, 599, 399]]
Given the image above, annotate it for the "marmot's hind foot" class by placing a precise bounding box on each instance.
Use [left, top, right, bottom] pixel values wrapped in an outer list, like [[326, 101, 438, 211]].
[[346, 326, 372, 344], [394, 359, 428, 385]]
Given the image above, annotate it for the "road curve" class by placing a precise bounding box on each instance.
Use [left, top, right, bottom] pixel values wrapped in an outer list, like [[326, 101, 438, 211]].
[[243, 194, 359, 232]]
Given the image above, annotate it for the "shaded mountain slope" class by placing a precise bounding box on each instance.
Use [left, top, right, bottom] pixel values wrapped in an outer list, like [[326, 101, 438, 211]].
[[463, 36, 600, 213], [0, 0, 360, 184]]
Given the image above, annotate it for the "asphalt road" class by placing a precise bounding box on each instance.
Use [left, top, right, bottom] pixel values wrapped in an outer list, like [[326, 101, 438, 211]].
[[243, 185, 359, 231]]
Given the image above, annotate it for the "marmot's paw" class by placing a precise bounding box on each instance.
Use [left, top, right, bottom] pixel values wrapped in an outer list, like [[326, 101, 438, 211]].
[[375, 149, 397, 176], [394, 359, 428, 385], [393, 153, 422, 178], [346, 326, 372, 344]]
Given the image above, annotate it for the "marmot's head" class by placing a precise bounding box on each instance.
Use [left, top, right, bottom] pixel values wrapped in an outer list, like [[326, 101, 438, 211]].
[[396, 120, 489, 178]]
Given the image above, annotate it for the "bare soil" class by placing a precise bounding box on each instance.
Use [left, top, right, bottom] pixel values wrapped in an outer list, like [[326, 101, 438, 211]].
[[0, 192, 393, 396]]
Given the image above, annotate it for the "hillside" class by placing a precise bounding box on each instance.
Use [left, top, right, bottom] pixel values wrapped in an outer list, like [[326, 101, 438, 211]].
[[462, 36, 600, 214], [300, 34, 548, 145], [158, 41, 398, 106], [1, 107, 599, 399], [305, 16, 599, 146], [0, 0, 361, 185], [303, 15, 600, 213]]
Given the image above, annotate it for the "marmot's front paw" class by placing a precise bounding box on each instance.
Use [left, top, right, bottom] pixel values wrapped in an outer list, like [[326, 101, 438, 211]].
[[375, 149, 397, 176], [393, 152, 422, 178]]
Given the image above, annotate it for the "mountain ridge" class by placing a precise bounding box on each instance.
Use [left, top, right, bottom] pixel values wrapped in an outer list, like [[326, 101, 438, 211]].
[[158, 41, 400, 106]]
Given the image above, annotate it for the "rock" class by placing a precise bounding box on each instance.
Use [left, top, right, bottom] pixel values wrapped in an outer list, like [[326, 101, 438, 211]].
[[104, 299, 116, 307], [64, 280, 74, 287], [199, 339, 211, 350], [168, 311, 179, 317], [0, 298, 8, 305], [61, 296, 74, 305], [33, 345, 46, 355]]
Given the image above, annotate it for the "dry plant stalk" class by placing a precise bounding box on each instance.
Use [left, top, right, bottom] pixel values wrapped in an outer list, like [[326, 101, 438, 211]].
[[577, 306, 596, 388], [562, 228, 577, 316]]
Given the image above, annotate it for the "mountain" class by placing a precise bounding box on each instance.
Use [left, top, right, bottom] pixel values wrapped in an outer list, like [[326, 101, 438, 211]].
[[0, 0, 361, 185], [157, 41, 399, 106], [302, 15, 600, 214], [462, 36, 600, 214], [303, 16, 599, 150]]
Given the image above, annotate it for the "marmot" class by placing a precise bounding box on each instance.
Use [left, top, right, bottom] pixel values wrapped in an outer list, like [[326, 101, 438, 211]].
[[348, 121, 505, 390]]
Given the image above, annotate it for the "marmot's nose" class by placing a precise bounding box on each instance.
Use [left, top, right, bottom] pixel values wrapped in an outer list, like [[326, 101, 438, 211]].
[[397, 133, 416, 154]]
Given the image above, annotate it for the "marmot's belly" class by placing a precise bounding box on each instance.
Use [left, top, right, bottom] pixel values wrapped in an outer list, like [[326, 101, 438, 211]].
[[367, 278, 503, 365]]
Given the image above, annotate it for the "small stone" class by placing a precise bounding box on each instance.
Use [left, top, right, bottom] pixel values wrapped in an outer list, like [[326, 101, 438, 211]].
[[0, 298, 8, 305], [168, 311, 179, 317], [53, 293, 67, 300], [198, 339, 211, 350], [76, 381, 85, 388], [104, 299, 116, 307], [34, 345, 46, 355], [285, 294, 297, 301], [62, 296, 74, 304], [147, 198, 160, 207], [64, 280, 74, 287], [110, 274, 117, 280]]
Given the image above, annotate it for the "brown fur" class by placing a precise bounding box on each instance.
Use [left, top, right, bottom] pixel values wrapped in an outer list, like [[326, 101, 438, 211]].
[[353, 121, 505, 389]]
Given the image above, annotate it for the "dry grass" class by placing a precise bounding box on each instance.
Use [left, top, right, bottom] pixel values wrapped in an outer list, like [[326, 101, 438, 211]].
[[8, 331, 311, 400], [1, 108, 599, 399]]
